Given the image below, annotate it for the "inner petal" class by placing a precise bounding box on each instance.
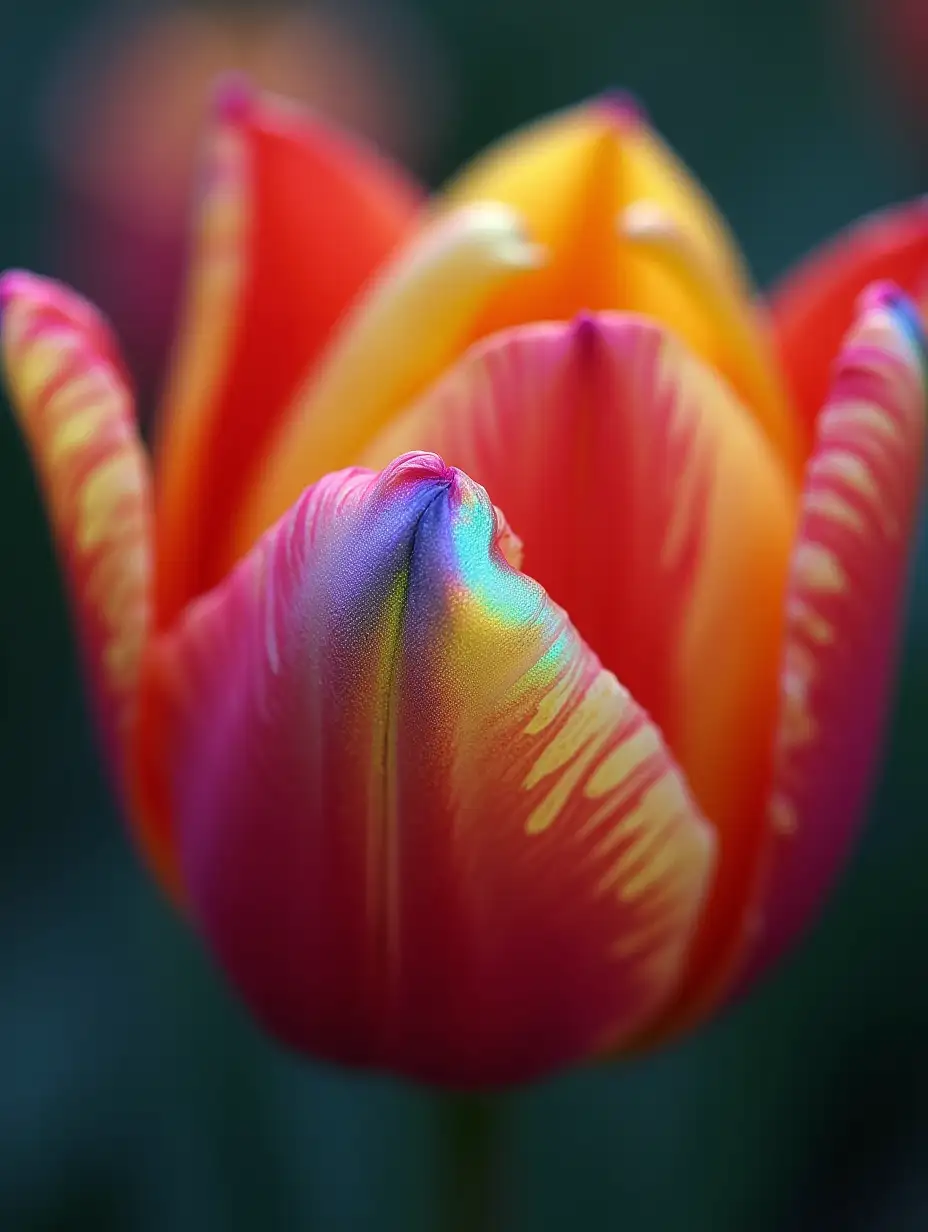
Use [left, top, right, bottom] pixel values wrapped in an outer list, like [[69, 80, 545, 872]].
[[361, 313, 798, 986]]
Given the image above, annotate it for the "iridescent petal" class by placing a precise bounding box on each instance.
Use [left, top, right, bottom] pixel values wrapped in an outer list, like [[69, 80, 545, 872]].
[[770, 199, 928, 437], [0, 274, 153, 811], [154, 80, 423, 626], [145, 453, 715, 1086], [737, 284, 927, 989], [362, 313, 797, 1013]]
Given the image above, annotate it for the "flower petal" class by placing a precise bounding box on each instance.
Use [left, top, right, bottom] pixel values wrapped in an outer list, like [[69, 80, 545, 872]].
[[145, 453, 715, 1086], [227, 203, 543, 566], [153, 80, 423, 627], [361, 313, 797, 1016], [0, 273, 153, 804], [770, 199, 928, 437], [441, 97, 800, 468], [737, 284, 927, 989]]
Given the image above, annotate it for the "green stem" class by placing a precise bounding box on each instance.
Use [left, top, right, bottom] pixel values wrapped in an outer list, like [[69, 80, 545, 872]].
[[438, 1094, 502, 1232]]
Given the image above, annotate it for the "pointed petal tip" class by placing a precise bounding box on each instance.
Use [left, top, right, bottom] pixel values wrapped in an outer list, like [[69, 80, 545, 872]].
[[211, 72, 255, 126], [0, 269, 32, 310], [595, 89, 649, 130], [856, 280, 928, 365], [570, 309, 608, 354]]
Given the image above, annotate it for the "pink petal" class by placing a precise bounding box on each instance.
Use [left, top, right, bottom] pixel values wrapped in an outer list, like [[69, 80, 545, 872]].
[[146, 453, 715, 1086], [0, 272, 153, 799], [738, 284, 927, 988]]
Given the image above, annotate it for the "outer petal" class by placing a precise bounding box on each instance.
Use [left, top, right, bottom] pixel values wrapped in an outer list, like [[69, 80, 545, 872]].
[[0, 274, 153, 804], [145, 453, 715, 1087], [770, 200, 928, 438], [153, 81, 423, 627], [441, 98, 800, 469], [736, 285, 927, 989], [227, 203, 542, 565], [362, 314, 797, 1014]]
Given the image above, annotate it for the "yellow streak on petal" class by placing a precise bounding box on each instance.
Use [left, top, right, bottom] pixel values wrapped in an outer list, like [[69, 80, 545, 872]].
[[824, 400, 902, 444], [803, 489, 866, 534], [77, 455, 141, 551], [787, 598, 835, 646], [620, 815, 689, 902], [524, 656, 584, 735], [814, 450, 880, 501], [595, 788, 679, 895], [769, 793, 799, 836], [585, 725, 661, 799], [47, 404, 111, 464], [793, 543, 848, 594], [16, 332, 66, 403]]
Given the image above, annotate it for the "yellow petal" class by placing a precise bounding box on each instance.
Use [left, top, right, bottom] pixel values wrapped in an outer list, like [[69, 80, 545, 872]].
[[442, 96, 802, 472], [228, 203, 543, 565]]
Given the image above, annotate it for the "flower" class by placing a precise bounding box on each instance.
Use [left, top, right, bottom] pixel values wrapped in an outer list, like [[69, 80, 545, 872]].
[[3, 84, 926, 1087]]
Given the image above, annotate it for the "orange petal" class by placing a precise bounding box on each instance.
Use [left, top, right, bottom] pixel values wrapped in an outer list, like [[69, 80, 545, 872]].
[[737, 284, 927, 989], [153, 80, 423, 627], [770, 199, 928, 438], [361, 312, 798, 1009], [0, 273, 153, 816], [144, 453, 714, 1085], [441, 96, 800, 469]]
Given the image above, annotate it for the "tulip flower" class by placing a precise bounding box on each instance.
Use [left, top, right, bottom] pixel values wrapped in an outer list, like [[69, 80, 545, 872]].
[[3, 83, 926, 1088]]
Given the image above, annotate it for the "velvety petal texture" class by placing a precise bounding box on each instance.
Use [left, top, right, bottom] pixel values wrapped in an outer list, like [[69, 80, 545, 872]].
[[739, 285, 927, 989], [154, 82, 423, 626], [146, 453, 715, 1086], [362, 313, 796, 1018], [771, 200, 928, 436], [0, 273, 153, 792]]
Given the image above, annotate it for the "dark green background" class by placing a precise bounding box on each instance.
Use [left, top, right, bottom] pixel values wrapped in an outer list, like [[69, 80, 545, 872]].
[[1, 1, 926, 1228]]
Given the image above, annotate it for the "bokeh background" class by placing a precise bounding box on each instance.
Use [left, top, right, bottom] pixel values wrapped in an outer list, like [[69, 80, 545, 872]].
[[1, 0, 927, 1228]]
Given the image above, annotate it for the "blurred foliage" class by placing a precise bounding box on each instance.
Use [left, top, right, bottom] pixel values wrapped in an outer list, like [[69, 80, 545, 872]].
[[1, 1, 926, 1229]]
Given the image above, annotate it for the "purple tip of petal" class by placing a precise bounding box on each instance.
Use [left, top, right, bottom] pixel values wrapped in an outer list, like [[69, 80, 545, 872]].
[[571, 311, 607, 355], [857, 279, 905, 314], [596, 89, 648, 130], [212, 73, 254, 125], [858, 280, 928, 368], [0, 271, 28, 310]]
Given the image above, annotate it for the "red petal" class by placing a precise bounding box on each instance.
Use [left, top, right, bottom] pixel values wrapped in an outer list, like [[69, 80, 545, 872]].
[[153, 82, 423, 627]]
